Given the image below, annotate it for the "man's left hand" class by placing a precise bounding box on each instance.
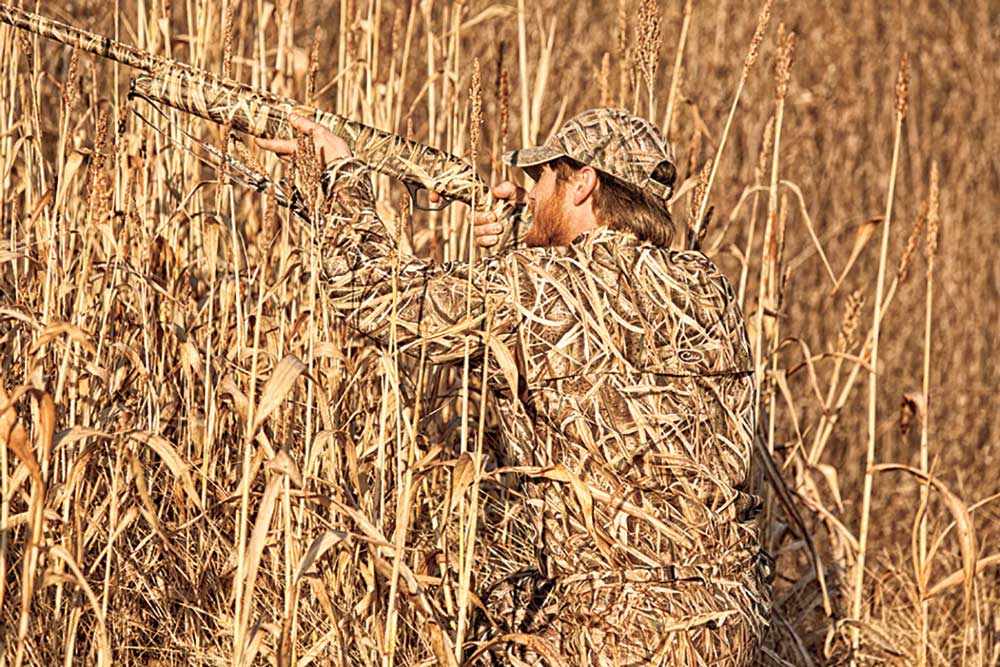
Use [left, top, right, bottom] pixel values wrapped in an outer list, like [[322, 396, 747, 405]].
[[256, 113, 352, 167]]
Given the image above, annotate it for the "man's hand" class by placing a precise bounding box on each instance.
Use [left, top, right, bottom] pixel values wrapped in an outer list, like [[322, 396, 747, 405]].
[[256, 113, 352, 167], [473, 181, 526, 248]]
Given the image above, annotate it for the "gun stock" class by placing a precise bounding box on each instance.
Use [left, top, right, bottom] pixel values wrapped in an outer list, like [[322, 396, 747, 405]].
[[0, 2, 523, 250]]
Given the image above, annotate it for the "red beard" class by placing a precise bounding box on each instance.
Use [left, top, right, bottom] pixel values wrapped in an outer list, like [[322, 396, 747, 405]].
[[525, 189, 570, 247]]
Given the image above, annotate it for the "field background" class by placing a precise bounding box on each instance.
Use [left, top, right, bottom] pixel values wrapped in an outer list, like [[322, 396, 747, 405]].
[[0, 0, 998, 665]]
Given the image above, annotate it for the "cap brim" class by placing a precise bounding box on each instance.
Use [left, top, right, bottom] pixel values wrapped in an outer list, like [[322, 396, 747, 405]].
[[502, 146, 564, 167]]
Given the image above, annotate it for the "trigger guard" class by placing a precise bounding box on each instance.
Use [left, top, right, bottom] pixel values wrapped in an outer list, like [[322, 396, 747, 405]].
[[405, 182, 453, 212]]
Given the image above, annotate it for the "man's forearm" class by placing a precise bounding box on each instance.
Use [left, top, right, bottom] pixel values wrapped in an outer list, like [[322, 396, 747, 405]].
[[315, 159, 504, 364]]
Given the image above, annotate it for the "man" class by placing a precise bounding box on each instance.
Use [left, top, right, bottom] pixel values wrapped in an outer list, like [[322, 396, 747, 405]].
[[259, 108, 772, 666]]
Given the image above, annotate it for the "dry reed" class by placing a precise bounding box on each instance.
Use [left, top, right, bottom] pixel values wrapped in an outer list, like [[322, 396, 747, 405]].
[[0, 3, 996, 667]]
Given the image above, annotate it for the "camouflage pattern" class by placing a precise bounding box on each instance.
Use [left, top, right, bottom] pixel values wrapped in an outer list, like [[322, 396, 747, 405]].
[[127, 74, 521, 223], [318, 157, 772, 666], [504, 108, 677, 200], [0, 4, 523, 248]]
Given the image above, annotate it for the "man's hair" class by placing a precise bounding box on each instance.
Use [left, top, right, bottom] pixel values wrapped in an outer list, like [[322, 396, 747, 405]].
[[552, 158, 674, 247]]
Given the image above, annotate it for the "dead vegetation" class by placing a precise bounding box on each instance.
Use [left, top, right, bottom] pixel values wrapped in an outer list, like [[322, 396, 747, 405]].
[[0, 1, 997, 665]]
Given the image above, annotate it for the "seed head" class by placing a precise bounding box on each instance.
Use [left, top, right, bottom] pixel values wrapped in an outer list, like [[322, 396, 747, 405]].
[[122, 171, 139, 258], [306, 28, 322, 103], [469, 59, 483, 164], [636, 0, 663, 92], [87, 108, 113, 225], [925, 161, 939, 263], [896, 201, 925, 284], [222, 2, 236, 80], [775, 23, 796, 102], [498, 69, 510, 156], [755, 116, 775, 185], [62, 48, 80, 110], [616, 0, 631, 105], [894, 53, 910, 118], [16, 29, 29, 54], [838, 290, 864, 354], [686, 118, 701, 180], [688, 158, 712, 229], [598, 52, 611, 108], [93, 107, 109, 166], [616, 0, 629, 60], [261, 184, 279, 269], [743, 0, 773, 76]]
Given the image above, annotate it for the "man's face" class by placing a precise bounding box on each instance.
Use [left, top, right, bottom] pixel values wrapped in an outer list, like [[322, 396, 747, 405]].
[[524, 163, 572, 247]]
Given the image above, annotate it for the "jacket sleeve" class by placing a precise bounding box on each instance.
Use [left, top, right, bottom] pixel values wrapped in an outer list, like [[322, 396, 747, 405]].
[[314, 157, 545, 365]]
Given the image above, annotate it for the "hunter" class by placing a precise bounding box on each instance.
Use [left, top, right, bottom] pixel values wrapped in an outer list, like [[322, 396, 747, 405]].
[[259, 108, 772, 666]]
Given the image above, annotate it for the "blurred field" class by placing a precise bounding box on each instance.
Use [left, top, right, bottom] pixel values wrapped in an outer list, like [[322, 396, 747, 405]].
[[0, 0, 997, 665]]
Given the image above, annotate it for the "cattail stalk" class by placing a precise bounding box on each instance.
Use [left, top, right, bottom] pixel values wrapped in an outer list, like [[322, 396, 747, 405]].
[[517, 0, 530, 149], [737, 116, 773, 308], [685, 113, 700, 178], [47, 46, 80, 326], [598, 52, 611, 108], [662, 0, 692, 138], [498, 67, 511, 159], [616, 0, 629, 107], [306, 27, 321, 105], [113, 0, 121, 124], [896, 207, 925, 285], [391, 3, 417, 133], [852, 53, 909, 656], [454, 59, 483, 660], [690, 0, 772, 244], [687, 158, 712, 233], [753, 23, 793, 449], [917, 161, 939, 667], [222, 1, 235, 80], [636, 0, 662, 118], [236, 185, 273, 667], [384, 310, 431, 667]]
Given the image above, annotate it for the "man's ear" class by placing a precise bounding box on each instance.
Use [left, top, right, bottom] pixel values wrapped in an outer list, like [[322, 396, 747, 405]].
[[571, 166, 599, 206]]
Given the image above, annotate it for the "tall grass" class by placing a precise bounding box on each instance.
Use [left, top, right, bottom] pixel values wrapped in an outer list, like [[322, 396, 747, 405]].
[[0, 1, 998, 666]]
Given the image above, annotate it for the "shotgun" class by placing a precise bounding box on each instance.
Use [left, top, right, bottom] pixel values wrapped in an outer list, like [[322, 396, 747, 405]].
[[0, 3, 522, 246]]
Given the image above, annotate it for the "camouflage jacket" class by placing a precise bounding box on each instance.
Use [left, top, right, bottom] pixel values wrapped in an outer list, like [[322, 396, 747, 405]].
[[318, 158, 770, 662]]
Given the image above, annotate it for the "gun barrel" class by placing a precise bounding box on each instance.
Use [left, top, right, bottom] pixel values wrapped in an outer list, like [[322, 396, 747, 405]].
[[0, 3, 173, 73], [0, 3, 289, 107], [1, 3, 522, 244], [131, 73, 491, 209]]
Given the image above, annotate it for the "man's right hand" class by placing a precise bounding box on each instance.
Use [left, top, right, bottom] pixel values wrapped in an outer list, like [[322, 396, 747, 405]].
[[474, 181, 527, 248]]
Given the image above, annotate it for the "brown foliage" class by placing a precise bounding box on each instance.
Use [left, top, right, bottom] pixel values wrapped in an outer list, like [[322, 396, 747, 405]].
[[0, 1, 997, 665]]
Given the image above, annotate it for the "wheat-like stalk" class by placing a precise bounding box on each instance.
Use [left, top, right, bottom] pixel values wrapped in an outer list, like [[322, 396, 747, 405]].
[[661, 0, 691, 138], [635, 0, 662, 118], [689, 0, 772, 244], [916, 160, 940, 667], [0, 5, 996, 667], [852, 52, 909, 660]]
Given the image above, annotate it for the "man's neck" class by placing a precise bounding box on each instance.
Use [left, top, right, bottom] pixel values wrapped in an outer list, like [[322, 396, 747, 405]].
[[563, 214, 601, 245]]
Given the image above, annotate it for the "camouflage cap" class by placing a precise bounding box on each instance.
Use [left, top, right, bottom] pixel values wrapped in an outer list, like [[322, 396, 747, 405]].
[[503, 108, 677, 200]]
